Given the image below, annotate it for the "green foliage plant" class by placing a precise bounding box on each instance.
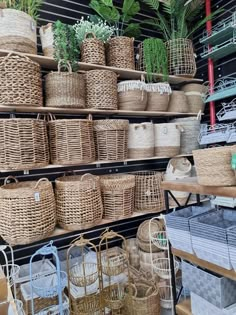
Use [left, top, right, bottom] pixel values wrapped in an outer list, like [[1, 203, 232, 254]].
[[3, 0, 42, 20]]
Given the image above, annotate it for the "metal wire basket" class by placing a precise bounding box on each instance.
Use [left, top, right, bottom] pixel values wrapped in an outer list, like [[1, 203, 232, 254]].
[[151, 231, 168, 250], [217, 98, 236, 121], [153, 258, 179, 280], [198, 123, 230, 145], [69, 262, 98, 287]]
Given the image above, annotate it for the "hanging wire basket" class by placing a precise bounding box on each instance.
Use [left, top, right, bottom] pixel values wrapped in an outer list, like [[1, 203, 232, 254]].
[[151, 231, 168, 250], [101, 247, 128, 276], [159, 285, 173, 309], [153, 258, 179, 280], [69, 262, 98, 287]]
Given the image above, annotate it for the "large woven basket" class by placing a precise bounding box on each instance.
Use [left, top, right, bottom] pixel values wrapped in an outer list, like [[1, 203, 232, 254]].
[[48, 115, 95, 165], [0, 53, 43, 107], [0, 118, 49, 170], [81, 33, 106, 65], [0, 177, 56, 245], [55, 174, 103, 230], [93, 119, 129, 161], [118, 80, 147, 111], [145, 83, 172, 112], [100, 174, 135, 220], [181, 83, 207, 113], [193, 146, 236, 186], [86, 70, 118, 110], [168, 91, 189, 113], [39, 23, 54, 57]]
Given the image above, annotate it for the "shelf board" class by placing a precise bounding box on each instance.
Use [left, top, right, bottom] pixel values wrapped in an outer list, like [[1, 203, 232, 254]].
[[176, 299, 192, 315], [205, 86, 236, 103], [201, 41, 236, 60]]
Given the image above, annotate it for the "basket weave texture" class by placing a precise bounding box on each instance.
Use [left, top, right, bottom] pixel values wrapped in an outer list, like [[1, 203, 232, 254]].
[[145, 83, 171, 112], [70, 292, 101, 315], [118, 80, 147, 111], [168, 91, 188, 113], [181, 83, 206, 113], [81, 33, 106, 65], [39, 23, 54, 57]]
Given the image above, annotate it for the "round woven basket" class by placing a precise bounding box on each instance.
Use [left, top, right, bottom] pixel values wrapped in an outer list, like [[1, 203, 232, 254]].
[[145, 83, 172, 112], [93, 119, 129, 161], [106, 36, 135, 69], [100, 174, 135, 220], [39, 23, 54, 57], [0, 53, 43, 107], [0, 9, 37, 54], [193, 146, 236, 186], [181, 83, 207, 113], [55, 173, 103, 230], [48, 115, 95, 165], [0, 177, 56, 245], [86, 70, 118, 110], [128, 123, 154, 159], [118, 80, 147, 111], [81, 33, 106, 65], [168, 91, 189, 113]]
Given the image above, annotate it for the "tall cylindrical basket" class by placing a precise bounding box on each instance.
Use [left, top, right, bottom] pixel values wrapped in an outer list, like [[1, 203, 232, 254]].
[[145, 83, 172, 112], [118, 80, 147, 111], [39, 23, 54, 57], [81, 33, 106, 65], [168, 91, 189, 113]]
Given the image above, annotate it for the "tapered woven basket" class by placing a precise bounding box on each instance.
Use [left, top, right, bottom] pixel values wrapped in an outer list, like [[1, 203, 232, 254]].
[[39, 23, 54, 57], [168, 91, 189, 113], [145, 83, 172, 112], [118, 80, 147, 111], [81, 33, 106, 65], [181, 83, 207, 113]]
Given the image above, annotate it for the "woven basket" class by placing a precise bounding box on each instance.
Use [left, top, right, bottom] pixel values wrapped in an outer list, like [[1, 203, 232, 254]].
[[0, 118, 49, 170], [70, 291, 101, 315], [81, 32, 105, 65], [168, 91, 189, 113], [86, 70, 118, 110], [128, 123, 155, 159], [106, 36, 135, 69], [55, 173, 103, 230], [39, 23, 54, 57], [0, 53, 43, 107], [118, 80, 147, 111], [181, 83, 207, 113], [48, 115, 95, 165], [100, 174, 135, 220], [0, 9, 37, 54], [0, 177, 56, 246], [93, 119, 129, 161], [45, 63, 85, 108], [145, 83, 172, 112], [193, 146, 236, 186], [122, 238, 140, 269]]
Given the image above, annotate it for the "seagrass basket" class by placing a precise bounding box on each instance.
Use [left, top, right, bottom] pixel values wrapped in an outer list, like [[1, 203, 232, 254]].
[[70, 291, 101, 315], [39, 23, 54, 57], [81, 33, 106, 65], [103, 284, 126, 310], [145, 83, 172, 112], [55, 173, 103, 231], [168, 91, 189, 113], [0, 177, 56, 245], [0, 53, 43, 107], [93, 119, 129, 161], [181, 83, 207, 113], [101, 246, 128, 276]]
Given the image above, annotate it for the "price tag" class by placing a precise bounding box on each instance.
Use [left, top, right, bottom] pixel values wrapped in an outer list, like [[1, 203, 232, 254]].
[[31, 21, 36, 31], [34, 192, 40, 202]]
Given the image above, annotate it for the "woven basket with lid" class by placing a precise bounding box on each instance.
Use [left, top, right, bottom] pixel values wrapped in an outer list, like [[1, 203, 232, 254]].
[[168, 91, 189, 113], [145, 83, 172, 112], [39, 23, 54, 57], [81, 33, 106, 65], [118, 80, 147, 111]]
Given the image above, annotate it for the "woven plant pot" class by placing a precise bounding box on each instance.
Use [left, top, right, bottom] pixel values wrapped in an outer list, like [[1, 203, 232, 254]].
[[81, 33, 106, 65], [0, 9, 37, 54], [0, 53, 43, 107], [118, 80, 147, 111], [39, 23, 54, 57], [100, 174, 135, 220], [145, 83, 172, 112], [193, 146, 236, 186], [93, 119, 129, 161], [106, 36, 135, 69], [181, 83, 207, 113], [166, 38, 197, 77], [55, 174, 103, 231], [86, 70, 118, 110], [168, 91, 189, 113], [0, 177, 56, 245]]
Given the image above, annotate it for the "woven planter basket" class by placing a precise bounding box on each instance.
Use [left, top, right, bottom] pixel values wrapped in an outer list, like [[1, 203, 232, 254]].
[[106, 36, 135, 69], [118, 80, 147, 111], [86, 70, 118, 110], [168, 91, 189, 113], [181, 83, 207, 113], [145, 83, 172, 112], [39, 23, 54, 57], [0, 177, 56, 246], [93, 119, 129, 161], [0, 118, 49, 170], [128, 123, 154, 159], [0, 53, 43, 107], [0, 9, 37, 54], [81, 33, 106, 65], [55, 174, 103, 231], [100, 174, 135, 220], [193, 146, 236, 186], [48, 115, 95, 165]]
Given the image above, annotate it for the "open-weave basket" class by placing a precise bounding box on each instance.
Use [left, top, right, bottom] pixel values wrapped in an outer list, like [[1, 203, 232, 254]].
[[86, 70, 118, 110], [100, 174, 135, 220], [70, 291, 101, 315], [118, 80, 147, 111], [69, 262, 98, 287], [39, 23, 54, 57], [93, 119, 129, 161], [0, 177, 56, 246], [55, 174, 103, 230], [103, 284, 125, 310], [101, 247, 128, 276], [145, 83, 172, 112], [0, 53, 43, 107], [168, 91, 189, 113], [181, 83, 207, 113], [81, 33, 105, 65]]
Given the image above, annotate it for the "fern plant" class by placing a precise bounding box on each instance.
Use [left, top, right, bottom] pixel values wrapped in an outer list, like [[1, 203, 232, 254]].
[[3, 0, 42, 20]]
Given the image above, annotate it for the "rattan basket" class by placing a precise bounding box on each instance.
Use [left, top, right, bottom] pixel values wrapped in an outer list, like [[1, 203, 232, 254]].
[[118, 80, 147, 111], [70, 291, 101, 315], [55, 173, 103, 231], [168, 91, 189, 113], [81, 32, 106, 65], [69, 262, 98, 287], [103, 284, 125, 310], [145, 83, 172, 112], [93, 119, 129, 161], [101, 247, 128, 276], [181, 83, 207, 113], [39, 23, 54, 57]]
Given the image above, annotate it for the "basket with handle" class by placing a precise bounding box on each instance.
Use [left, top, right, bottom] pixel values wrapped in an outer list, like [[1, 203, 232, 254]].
[[145, 83, 172, 112], [81, 32, 106, 65], [39, 23, 54, 57], [168, 90, 189, 113]]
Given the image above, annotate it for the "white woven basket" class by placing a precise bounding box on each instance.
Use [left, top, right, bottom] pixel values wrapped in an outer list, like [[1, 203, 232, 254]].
[[39, 23, 54, 57]]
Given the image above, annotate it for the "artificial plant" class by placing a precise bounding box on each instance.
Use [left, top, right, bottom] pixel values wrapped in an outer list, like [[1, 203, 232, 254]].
[[3, 0, 42, 20]]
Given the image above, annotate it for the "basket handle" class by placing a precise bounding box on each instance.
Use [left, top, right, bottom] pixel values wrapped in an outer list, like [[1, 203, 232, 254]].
[[1, 52, 31, 64], [84, 32, 97, 39], [197, 110, 202, 120], [145, 286, 153, 297], [46, 113, 56, 121], [176, 124, 184, 132], [34, 178, 50, 189], [36, 114, 47, 121], [80, 173, 97, 190], [4, 176, 18, 186], [87, 114, 93, 121], [162, 126, 168, 134], [58, 60, 72, 74], [128, 283, 138, 297]]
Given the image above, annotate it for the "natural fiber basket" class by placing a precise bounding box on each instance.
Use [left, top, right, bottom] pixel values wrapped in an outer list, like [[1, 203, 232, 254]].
[[103, 284, 125, 310], [55, 173, 103, 230], [0, 177, 56, 246], [93, 119, 129, 161], [168, 91, 189, 113], [81, 33, 106, 65], [48, 115, 95, 165], [39, 23, 54, 57], [193, 146, 236, 186], [145, 83, 172, 112], [70, 291, 101, 315], [69, 262, 98, 287], [86, 70, 118, 110], [0, 53, 43, 107], [101, 247, 128, 276], [100, 174, 135, 220], [118, 80, 147, 111], [122, 238, 140, 269], [181, 83, 207, 113]]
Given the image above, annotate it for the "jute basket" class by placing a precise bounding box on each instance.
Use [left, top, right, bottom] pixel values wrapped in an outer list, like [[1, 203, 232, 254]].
[[118, 80, 147, 111], [0, 118, 49, 170], [100, 174, 135, 220], [0, 53, 43, 107], [181, 83, 207, 113], [106, 36, 135, 69], [81, 33, 106, 65], [0, 177, 56, 245], [145, 83, 172, 112], [128, 123, 155, 159], [86, 70, 118, 110], [93, 119, 129, 161], [39, 23, 54, 57], [48, 115, 95, 165], [193, 146, 236, 186], [0, 9, 37, 54], [55, 173, 103, 230], [168, 91, 189, 113]]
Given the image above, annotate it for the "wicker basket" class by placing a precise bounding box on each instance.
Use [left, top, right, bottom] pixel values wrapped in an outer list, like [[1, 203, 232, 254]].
[[100, 174, 135, 220], [145, 83, 172, 112], [39, 23, 54, 57], [93, 119, 129, 161], [70, 290, 101, 315], [103, 284, 125, 310], [0, 177, 56, 246], [86, 70, 118, 110], [181, 83, 207, 113], [55, 174, 103, 230], [106, 36, 135, 69], [168, 91, 189, 113], [81, 33, 106, 65], [48, 115, 95, 165], [193, 146, 236, 186], [0, 118, 49, 170], [101, 247, 128, 276], [122, 238, 140, 269], [0, 9, 37, 54], [118, 80, 147, 111], [0, 53, 43, 107]]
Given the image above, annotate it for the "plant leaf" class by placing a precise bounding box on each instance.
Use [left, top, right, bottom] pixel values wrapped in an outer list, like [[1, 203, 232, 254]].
[[89, 0, 120, 23], [100, 0, 113, 6], [122, 0, 140, 22], [123, 23, 141, 38], [142, 0, 160, 12]]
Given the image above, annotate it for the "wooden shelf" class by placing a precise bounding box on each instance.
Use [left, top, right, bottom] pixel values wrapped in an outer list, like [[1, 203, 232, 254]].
[[176, 299, 192, 315]]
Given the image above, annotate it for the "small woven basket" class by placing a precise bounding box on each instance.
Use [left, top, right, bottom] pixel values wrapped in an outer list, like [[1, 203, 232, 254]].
[[101, 247, 128, 276], [69, 262, 98, 287], [39, 23, 54, 57], [118, 80, 147, 111], [103, 284, 125, 310], [145, 83, 172, 112], [81, 32, 106, 65], [181, 83, 207, 113], [93, 119, 129, 161], [168, 91, 189, 113], [70, 291, 101, 315]]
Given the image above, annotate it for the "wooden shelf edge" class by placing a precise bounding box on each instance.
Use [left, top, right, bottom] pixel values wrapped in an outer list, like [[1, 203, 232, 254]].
[[176, 299, 192, 315]]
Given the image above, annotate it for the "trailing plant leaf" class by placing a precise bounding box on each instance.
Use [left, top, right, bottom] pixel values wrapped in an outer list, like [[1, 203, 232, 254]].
[[123, 23, 141, 38]]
